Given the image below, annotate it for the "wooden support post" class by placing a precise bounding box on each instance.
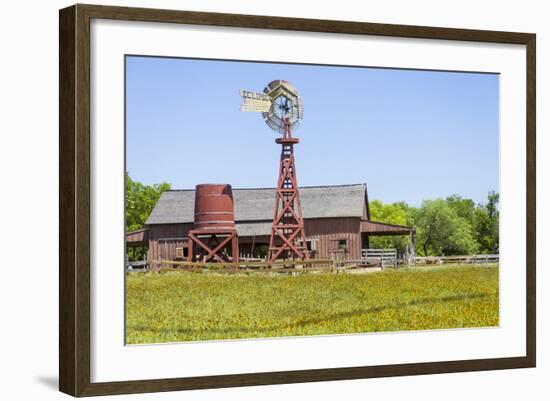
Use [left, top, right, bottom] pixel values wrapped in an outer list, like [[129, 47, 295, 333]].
[[409, 231, 416, 265], [251, 235, 256, 257], [231, 234, 239, 270], [187, 237, 194, 263]]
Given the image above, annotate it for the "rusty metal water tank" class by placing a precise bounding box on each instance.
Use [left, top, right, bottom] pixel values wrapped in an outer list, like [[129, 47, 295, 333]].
[[193, 184, 236, 231]]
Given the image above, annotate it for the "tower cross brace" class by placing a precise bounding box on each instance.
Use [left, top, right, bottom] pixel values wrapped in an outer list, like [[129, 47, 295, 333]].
[[268, 118, 308, 263]]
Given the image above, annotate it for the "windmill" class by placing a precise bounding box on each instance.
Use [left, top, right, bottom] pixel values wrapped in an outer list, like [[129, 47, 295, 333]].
[[240, 80, 308, 263]]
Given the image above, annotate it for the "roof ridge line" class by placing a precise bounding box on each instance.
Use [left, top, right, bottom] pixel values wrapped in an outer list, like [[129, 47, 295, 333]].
[[166, 183, 367, 192]]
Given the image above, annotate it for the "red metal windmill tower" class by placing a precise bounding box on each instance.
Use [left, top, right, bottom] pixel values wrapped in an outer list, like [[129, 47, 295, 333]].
[[240, 80, 308, 263], [268, 117, 308, 261]]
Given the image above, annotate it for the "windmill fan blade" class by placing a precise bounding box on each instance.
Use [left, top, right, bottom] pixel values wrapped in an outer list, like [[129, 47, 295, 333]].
[[241, 81, 303, 133]]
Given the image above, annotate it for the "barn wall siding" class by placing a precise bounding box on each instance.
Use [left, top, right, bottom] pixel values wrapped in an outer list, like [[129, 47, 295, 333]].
[[148, 223, 193, 261], [145, 218, 363, 261], [144, 218, 373, 261], [304, 218, 362, 259]]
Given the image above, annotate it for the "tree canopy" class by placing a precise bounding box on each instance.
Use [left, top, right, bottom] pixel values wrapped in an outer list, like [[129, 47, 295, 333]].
[[125, 173, 171, 232], [369, 192, 499, 256]]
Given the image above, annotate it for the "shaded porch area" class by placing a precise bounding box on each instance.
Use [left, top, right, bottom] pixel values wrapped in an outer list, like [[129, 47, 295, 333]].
[[361, 220, 416, 264]]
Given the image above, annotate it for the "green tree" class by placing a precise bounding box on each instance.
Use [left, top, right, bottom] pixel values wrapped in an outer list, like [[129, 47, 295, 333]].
[[125, 173, 171, 232], [446, 194, 476, 226], [368, 200, 412, 253], [126, 173, 170, 261], [413, 199, 478, 256], [367, 192, 498, 257], [474, 191, 499, 253]]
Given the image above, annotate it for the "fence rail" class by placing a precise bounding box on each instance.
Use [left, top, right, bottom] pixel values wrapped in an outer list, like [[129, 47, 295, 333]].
[[415, 254, 499, 265], [152, 258, 334, 270], [127, 253, 499, 272], [362, 248, 398, 268], [146, 259, 356, 274], [126, 260, 148, 270]]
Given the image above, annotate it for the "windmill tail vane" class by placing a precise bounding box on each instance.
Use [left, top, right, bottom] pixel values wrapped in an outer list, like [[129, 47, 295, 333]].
[[239, 90, 272, 112]]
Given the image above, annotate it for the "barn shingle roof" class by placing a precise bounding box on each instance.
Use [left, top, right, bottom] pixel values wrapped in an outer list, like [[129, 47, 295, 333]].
[[146, 184, 368, 225]]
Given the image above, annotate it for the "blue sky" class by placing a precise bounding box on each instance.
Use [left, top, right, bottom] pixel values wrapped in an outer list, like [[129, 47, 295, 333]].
[[126, 56, 499, 206]]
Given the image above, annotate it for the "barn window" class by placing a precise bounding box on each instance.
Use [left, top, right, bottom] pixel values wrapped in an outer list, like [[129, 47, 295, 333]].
[[330, 238, 348, 251], [305, 239, 317, 251], [175, 247, 188, 259], [338, 239, 348, 249]]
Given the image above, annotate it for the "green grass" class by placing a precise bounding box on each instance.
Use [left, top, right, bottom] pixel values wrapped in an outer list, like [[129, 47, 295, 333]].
[[125, 265, 499, 344]]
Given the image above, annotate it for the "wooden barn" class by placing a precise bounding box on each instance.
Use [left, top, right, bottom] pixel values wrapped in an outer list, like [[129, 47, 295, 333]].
[[126, 184, 415, 263]]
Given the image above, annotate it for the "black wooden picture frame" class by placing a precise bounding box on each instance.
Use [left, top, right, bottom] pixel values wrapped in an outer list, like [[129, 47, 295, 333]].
[[59, 3, 536, 397]]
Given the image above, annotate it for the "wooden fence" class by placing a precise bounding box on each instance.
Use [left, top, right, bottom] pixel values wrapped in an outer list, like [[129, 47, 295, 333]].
[[126, 260, 148, 270], [143, 258, 366, 274], [362, 248, 398, 268], [126, 253, 499, 272], [414, 254, 499, 265]]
